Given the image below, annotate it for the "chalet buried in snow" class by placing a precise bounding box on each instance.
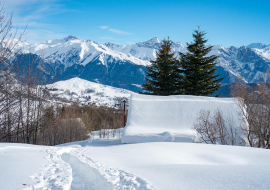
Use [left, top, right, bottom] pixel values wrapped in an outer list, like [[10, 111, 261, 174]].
[[121, 94, 243, 144]]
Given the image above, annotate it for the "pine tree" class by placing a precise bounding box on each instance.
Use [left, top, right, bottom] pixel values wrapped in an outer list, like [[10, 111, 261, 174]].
[[141, 38, 182, 95], [179, 27, 223, 96]]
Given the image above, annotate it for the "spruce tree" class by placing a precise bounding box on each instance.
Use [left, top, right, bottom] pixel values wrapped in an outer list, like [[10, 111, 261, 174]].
[[141, 38, 182, 95], [179, 27, 223, 96]]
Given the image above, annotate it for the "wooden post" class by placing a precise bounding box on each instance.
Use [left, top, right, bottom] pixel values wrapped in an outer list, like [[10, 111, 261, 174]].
[[123, 100, 126, 128]]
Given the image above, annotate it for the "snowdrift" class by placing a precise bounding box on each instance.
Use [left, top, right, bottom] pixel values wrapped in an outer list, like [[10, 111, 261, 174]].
[[121, 94, 242, 144]]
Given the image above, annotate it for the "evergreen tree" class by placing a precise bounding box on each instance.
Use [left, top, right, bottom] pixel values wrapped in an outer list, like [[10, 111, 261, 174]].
[[141, 38, 182, 95], [179, 27, 223, 96]]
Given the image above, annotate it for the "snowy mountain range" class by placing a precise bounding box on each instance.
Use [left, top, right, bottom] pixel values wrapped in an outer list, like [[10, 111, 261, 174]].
[[15, 36, 270, 92]]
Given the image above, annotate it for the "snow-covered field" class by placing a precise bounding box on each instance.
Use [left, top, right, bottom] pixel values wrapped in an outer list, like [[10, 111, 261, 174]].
[[1, 138, 270, 190]]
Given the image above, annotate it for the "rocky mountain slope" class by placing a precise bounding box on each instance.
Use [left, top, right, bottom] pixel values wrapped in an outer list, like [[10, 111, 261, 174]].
[[106, 40, 270, 85], [15, 36, 270, 92]]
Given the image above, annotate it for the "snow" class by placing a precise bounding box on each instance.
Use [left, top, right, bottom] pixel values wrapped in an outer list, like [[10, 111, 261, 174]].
[[0, 143, 48, 190], [252, 46, 270, 60], [10, 36, 270, 85], [47, 77, 132, 107], [247, 43, 270, 49], [104, 38, 186, 61], [1, 137, 270, 190], [20, 36, 150, 68], [246, 43, 270, 61], [82, 141, 270, 190], [122, 94, 243, 144], [3, 37, 270, 188], [0, 142, 154, 190]]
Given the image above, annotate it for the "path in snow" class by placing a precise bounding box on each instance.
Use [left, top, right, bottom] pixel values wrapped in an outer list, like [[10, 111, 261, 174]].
[[27, 145, 155, 190], [61, 153, 111, 190]]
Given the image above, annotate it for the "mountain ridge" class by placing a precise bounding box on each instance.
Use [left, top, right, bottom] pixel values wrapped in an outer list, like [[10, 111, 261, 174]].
[[12, 36, 270, 92]]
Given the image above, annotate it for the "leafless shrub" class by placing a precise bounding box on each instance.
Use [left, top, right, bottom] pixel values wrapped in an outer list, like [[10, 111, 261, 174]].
[[113, 97, 129, 108], [193, 109, 243, 145], [95, 92, 105, 97], [85, 88, 95, 93]]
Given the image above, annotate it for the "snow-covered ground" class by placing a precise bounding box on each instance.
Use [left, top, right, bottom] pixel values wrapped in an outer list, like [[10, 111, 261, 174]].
[[0, 143, 48, 190], [46, 77, 132, 107], [1, 136, 270, 190], [1, 94, 270, 189]]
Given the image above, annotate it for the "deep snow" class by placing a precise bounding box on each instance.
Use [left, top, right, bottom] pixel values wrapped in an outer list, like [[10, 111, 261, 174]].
[[82, 141, 270, 190], [1, 139, 270, 190], [122, 94, 243, 144], [0, 143, 48, 190]]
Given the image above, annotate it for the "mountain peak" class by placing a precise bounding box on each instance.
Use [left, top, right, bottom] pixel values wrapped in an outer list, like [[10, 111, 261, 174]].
[[247, 43, 269, 49], [136, 37, 161, 48], [148, 37, 161, 43], [104, 42, 117, 46], [64, 35, 80, 41]]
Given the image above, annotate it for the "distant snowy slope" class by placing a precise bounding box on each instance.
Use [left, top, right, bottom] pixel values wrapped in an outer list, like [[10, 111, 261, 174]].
[[48, 77, 133, 107], [250, 46, 270, 61]]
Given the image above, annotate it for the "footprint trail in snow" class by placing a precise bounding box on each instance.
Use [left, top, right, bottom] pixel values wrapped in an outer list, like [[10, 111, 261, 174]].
[[26, 146, 155, 190]]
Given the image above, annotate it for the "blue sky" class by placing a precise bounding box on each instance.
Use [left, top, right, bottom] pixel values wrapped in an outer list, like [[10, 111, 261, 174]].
[[6, 0, 270, 46]]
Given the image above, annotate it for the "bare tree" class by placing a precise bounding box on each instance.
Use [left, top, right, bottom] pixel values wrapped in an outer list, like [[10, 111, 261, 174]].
[[231, 81, 270, 148], [193, 109, 243, 145], [0, 2, 25, 95], [0, 2, 25, 141]]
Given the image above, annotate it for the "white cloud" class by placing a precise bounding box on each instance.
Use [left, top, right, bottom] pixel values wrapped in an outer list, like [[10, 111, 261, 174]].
[[99, 26, 109, 29], [108, 28, 133, 35], [98, 26, 133, 36], [4, 0, 69, 44]]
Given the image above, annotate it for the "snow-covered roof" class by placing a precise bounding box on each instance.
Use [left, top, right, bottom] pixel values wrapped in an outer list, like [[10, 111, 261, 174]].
[[121, 93, 242, 144]]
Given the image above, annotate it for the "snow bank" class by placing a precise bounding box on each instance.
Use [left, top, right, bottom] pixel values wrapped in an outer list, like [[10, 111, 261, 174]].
[[0, 143, 48, 190], [83, 141, 270, 190], [121, 94, 242, 144]]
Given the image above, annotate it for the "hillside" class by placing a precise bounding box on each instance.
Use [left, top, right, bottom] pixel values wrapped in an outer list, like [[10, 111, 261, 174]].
[[47, 77, 132, 107]]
